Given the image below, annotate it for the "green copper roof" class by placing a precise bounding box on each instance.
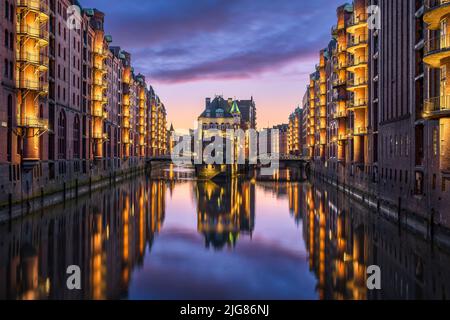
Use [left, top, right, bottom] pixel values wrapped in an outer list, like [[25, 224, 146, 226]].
[[105, 35, 113, 43], [230, 101, 241, 114], [84, 8, 94, 16]]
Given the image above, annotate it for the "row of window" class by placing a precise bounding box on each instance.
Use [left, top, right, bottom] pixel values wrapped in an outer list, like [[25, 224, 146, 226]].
[[3, 58, 13, 79], [4, 0, 13, 22], [4, 29, 13, 50]]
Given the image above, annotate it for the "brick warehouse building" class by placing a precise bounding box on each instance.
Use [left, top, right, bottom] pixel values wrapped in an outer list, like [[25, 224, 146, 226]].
[[288, 0, 450, 229], [0, 1, 169, 208]]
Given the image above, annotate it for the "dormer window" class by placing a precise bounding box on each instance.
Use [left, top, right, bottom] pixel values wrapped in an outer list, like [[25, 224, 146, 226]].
[[216, 108, 224, 117]]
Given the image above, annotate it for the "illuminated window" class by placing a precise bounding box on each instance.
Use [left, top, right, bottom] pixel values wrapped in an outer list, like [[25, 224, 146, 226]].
[[441, 124, 446, 157], [73, 116, 80, 158], [58, 111, 67, 159], [433, 128, 439, 156]]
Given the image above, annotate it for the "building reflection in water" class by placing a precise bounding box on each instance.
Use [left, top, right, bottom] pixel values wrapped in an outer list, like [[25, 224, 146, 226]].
[[1, 169, 450, 300], [0, 178, 166, 300], [195, 179, 255, 250], [284, 181, 450, 300]]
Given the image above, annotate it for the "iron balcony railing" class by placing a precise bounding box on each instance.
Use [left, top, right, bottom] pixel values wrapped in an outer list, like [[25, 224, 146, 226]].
[[348, 55, 368, 68], [347, 77, 368, 88], [16, 79, 48, 93], [333, 61, 348, 71], [16, 51, 49, 67], [17, 0, 49, 15], [92, 94, 107, 103], [424, 34, 450, 56], [424, 96, 450, 116], [92, 132, 108, 140], [347, 13, 368, 28], [93, 79, 107, 87], [349, 98, 368, 108], [332, 78, 347, 87], [16, 116, 48, 129], [354, 127, 369, 135], [16, 23, 49, 41], [348, 34, 368, 48], [92, 109, 108, 119], [333, 110, 347, 119], [424, 0, 450, 11], [93, 47, 107, 57]]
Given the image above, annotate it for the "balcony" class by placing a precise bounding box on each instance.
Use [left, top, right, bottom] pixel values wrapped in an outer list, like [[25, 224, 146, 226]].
[[93, 47, 108, 58], [332, 78, 347, 88], [17, 0, 49, 21], [338, 133, 349, 141], [348, 98, 368, 110], [333, 60, 348, 72], [16, 79, 48, 94], [424, 0, 450, 30], [17, 116, 48, 129], [92, 132, 108, 141], [333, 110, 348, 119], [424, 96, 450, 118], [92, 94, 107, 104], [16, 51, 49, 71], [347, 13, 368, 34], [93, 79, 107, 88], [347, 56, 368, 72], [353, 127, 369, 136], [424, 34, 450, 68], [347, 34, 368, 53], [347, 77, 368, 91], [16, 24, 49, 45], [93, 109, 108, 119], [93, 63, 107, 74]]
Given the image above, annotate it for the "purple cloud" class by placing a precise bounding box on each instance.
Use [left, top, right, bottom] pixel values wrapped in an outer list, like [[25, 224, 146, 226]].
[[81, 0, 343, 83]]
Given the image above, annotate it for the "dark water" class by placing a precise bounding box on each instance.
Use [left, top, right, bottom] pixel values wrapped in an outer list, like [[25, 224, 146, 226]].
[[1, 166, 449, 300]]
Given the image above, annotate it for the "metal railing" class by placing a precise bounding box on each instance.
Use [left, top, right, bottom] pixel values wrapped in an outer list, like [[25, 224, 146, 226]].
[[92, 94, 107, 102], [17, 116, 48, 129], [354, 127, 368, 135], [425, 34, 450, 56], [347, 13, 368, 28], [16, 79, 48, 93], [348, 55, 368, 68], [93, 47, 107, 57], [16, 51, 49, 67], [17, 0, 49, 14], [16, 23, 49, 40], [424, 96, 450, 115], [348, 34, 368, 48], [349, 98, 368, 108], [333, 111, 347, 119], [347, 77, 368, 88], [424, 0, 450, 11], [332, 78, 347, 87]]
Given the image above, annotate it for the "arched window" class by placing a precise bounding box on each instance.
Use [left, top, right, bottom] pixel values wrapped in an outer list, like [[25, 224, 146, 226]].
[[4, 29, 8, 48], [39, 104, 44, 160], [73, 115, 80, 158], [58, 111, 66, 159], [7, 94, 12, 161]]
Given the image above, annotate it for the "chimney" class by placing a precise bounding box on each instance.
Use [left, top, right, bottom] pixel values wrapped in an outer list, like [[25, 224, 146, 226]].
[[206, 98, 211, 108]]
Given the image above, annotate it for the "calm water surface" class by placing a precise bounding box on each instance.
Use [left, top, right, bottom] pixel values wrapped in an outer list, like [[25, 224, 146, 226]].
[[1, 166, 449, 300]]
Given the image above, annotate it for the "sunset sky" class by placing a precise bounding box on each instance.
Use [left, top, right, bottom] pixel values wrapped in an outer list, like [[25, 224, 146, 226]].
[[82, 0, 343, 130]]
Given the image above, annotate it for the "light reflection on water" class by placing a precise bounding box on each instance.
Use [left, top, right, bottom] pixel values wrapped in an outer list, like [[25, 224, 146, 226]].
[[0, 167, 449, 300]]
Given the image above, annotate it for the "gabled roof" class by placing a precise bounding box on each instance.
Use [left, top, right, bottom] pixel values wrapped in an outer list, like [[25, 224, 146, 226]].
[[199, 96, 234, 119], [230, 101, 241, 114]]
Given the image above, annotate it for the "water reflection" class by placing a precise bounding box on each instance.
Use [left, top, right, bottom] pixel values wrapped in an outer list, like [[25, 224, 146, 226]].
[[195, 180, 255, 250], [0, 169, 450, 300]]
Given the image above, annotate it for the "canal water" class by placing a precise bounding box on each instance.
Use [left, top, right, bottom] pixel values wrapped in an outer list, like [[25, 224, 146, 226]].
[[0, 165, 449, 300]]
